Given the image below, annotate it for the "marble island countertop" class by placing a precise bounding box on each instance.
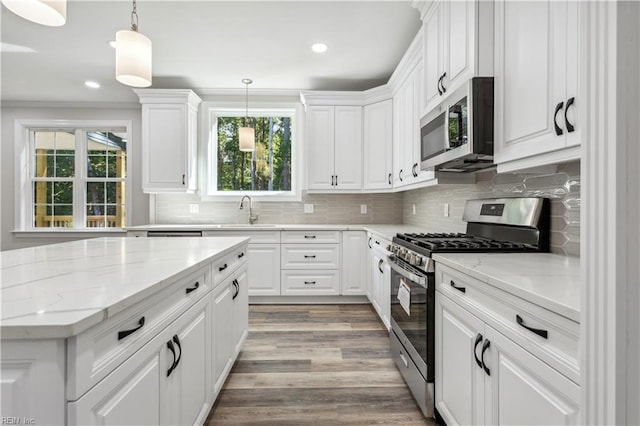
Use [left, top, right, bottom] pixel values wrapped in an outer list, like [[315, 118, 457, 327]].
[[0, 236, 249, 339], [433, 253, 581, 322]]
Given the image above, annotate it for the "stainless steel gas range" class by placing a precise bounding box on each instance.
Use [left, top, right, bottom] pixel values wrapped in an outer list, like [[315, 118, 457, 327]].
[[386, 197, 550, 418]]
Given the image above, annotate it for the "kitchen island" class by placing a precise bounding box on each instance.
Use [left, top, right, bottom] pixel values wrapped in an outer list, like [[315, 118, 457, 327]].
[[1, 236, 250, 425]]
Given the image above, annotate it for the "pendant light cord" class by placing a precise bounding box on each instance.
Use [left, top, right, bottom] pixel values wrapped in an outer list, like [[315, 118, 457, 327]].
[[244, 82, 249, 127], [130, 0, 139, 32]]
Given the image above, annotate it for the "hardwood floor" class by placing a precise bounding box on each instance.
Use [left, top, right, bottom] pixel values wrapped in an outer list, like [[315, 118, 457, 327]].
[[206, 304, 433, 425]]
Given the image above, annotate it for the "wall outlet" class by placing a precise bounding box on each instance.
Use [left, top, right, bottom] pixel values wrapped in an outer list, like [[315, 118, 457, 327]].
[[304, 204, 314, 214], [360, 204, 367, 214], [412, 204, 417, 215], [443, 203, 450, 217], [189, 204, 199, 214]]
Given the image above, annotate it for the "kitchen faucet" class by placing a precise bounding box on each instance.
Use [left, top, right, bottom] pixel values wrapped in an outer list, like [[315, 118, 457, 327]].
[[239, 195, 258, 225]]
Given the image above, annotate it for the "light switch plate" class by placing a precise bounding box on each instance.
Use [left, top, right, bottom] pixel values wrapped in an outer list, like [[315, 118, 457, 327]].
[[304, 204, 314, 214], [443, 203, 450, 217], [412, 204, 417, 215], [189, 204, 199, 214], [360, 204, 367, 214]]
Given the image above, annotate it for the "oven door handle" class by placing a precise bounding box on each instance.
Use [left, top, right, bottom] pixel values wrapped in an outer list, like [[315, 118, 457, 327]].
[[388, 257, 427, 287]]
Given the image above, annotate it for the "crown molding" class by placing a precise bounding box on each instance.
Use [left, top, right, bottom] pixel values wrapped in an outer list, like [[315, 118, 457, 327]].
[[387, 26, 423, 95]]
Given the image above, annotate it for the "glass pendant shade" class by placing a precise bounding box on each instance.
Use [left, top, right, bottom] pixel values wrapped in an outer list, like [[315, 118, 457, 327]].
[[1, 0, 66, 26], [239, 126, 255, 152], [115, 29, 152, 88]]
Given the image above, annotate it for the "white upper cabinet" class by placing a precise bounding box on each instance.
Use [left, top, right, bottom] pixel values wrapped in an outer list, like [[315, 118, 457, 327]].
[[363, 100, 393, 190], [306, 105, 362, 191], [422, 0, 493, 116], [135, 89, 202, 193], [494, 0, 582, 171]]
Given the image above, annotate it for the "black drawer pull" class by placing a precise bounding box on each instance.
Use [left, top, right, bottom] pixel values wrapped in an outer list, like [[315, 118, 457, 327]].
[[450, 280, 466, 293], [185, 281, 199, 294], [378, 259, 384, 274], [516, 315, 549, 339], [172, 334, 182, 369], [304, 235, 316, 239], [304, 255, 316, 259], [218, 263, 228, 272], [388, 173, 392, 185], [238, 252, 245, 259], [304, 281, 316, 285], [118, 316, 145, 340], [473, 333, 483, 368], [481, 339, 491, 376], [166, 340, 177, 377], [232, 279, 239, 300], [368, 237, 372, 249]]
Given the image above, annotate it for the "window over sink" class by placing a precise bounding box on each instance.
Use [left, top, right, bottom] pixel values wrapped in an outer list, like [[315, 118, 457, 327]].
[[204, 106, 300, 201], [14, 120, 132, 231]]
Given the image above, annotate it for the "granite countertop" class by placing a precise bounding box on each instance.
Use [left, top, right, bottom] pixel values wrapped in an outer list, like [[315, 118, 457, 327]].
[[126, 223, 431, 242], [433, 253, 581, 322], [0, 236, 249, 339]]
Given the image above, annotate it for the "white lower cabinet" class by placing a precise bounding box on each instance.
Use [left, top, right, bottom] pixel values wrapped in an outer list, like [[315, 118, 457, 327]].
[[436, 291, 580, 425], [69, 294, 212, 426], [341, 231, 367, 296], [246, 243, 280, 296], [367, 234, 391, 329]]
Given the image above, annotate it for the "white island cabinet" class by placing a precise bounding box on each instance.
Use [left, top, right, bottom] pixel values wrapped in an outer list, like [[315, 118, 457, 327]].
[[0, 237, 249, 426]]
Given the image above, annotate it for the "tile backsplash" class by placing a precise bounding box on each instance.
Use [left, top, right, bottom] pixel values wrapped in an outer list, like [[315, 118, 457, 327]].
[[403, 162, 581, 257], [154, 191, 404, 225]]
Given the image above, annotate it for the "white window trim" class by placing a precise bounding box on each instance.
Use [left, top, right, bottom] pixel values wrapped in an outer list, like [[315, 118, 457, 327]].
[[13, 119, 133, 232], [199, 101, 303, 202]]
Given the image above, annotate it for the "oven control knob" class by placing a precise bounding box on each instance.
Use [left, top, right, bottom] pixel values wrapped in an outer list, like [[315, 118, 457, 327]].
[[415, 256, 424, 267], [408, 253, 416, 264]]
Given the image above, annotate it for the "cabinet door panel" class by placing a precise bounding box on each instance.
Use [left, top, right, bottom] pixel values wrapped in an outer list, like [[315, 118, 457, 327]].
[[424, 2, 444, 111], [484, 326, 580, 426], [143, 105, 187, 190], [436, 293, 485, 426], [446, 0, 474, 89], [334, 106, 363, 189], [564, 0, 581, 148], [212, 282, 235, 392], [234, 268, 249, 351], [173, 304, 210, 426], [341, 231, 367, 296], [495, 0, 567, 163], [363, 100, 393, 190], [247, 244, 280, 296], [306, 106, 335, 190]]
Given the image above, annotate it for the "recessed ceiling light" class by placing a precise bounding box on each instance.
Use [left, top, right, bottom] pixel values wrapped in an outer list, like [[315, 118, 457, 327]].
[[85, 81, 100, 89], [311, 43, 328, 53], [109, 40, 117, 48]]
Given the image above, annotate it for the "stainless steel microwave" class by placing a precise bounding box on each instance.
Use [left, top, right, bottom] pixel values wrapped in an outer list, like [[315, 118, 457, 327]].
[[420, 77, 494, 172]]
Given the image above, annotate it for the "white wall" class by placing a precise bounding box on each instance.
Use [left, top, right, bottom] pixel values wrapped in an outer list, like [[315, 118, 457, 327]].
[[0, 104, 149, 251]]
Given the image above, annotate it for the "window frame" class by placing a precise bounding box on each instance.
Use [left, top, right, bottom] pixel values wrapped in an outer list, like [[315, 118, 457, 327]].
[[14, 119, 133, 232], [200, 102, 303, 202]]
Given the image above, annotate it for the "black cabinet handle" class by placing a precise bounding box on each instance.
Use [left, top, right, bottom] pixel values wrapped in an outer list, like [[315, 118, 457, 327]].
[[331, 175, 335, 186], [516, 314, 549, 339], [218, 263, 228, 272], [335, 175, 338, 186], [232, 279, 239, 300], [474, 333, 483, 368], [554, 101, 564, 136], [304, 281, 316, 285], [413, 163, 419, 177], [118, 316, 145, 340], [565, 97, 575, 133], [166, 340, 177, 377], [481, 339, 491, 376], [368, 237, 372, 249], [399, 170, 403, 182], [238, 252, 245, 259], [378, 259, 384, 274], [304, 255, 316, 259], [172, 334, 182, 369], [450, 280, 466, 293], [182, 174, 185, 185], [185, 281, 200, 294], [304, 235, 316, 239], [441, 72, 447, 93], [437, 75, 443, 96]]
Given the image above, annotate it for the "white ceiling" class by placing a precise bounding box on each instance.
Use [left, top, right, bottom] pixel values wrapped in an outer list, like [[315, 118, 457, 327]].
[[1, 1, 421, 103]]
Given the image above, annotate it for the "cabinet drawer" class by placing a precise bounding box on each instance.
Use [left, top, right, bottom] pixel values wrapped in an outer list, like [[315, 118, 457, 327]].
[[281, 270, 340, 295], [436, 264, 580, 382], [281, 244, 340, 269], [202, 230, 281, 244], [213, 246, 248, 285], [67, 266, 210, 400], [281, 230, 340, 244]]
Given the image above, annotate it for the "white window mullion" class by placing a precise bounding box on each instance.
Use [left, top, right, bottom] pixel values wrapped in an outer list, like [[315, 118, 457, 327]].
[[73, 129, 86, 229]]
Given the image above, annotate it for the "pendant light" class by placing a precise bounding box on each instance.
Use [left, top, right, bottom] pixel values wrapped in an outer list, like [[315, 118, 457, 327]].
[[115, 0, 152, 88], [1, 0, 66, 26], [239, 78, 255, 152]]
